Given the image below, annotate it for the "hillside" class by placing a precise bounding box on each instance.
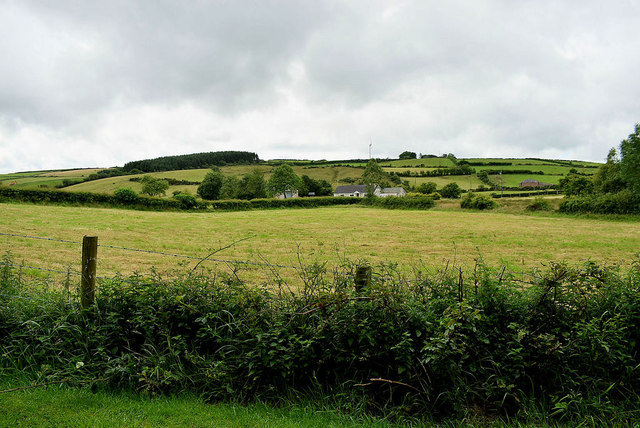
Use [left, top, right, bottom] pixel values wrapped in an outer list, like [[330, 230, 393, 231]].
[[0, 156, 601, 197]]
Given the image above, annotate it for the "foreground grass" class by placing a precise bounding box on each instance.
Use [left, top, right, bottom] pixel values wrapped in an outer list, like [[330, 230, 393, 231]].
[[1, 202, 639, 283], [0, 382, 393, 428]]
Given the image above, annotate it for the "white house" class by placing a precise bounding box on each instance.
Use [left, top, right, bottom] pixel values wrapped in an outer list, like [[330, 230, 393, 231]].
[[333, 185, 381, 197]]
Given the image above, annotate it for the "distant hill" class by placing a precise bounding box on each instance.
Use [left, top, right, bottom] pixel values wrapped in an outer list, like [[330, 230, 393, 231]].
[[122, 151, 260, 173]]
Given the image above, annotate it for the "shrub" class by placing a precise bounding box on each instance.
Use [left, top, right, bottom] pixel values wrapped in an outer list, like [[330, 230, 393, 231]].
[[461, 192, 497, 210], [173, 193, 197, 209], [440, 183, 462, 199], [114, 187, 138, 204], [526, 197, 552, 211]]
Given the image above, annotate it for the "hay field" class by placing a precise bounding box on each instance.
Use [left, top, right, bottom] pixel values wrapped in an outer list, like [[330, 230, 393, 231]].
[[1, 202, 638, 286]]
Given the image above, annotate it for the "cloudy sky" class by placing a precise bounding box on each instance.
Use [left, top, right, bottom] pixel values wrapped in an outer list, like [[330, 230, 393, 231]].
[[1, 1, 639, 173]]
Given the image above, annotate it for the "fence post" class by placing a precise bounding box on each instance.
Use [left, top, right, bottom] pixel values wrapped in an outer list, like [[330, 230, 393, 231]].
[[81, 236, 98, 308], [355, 265, 371, 292]]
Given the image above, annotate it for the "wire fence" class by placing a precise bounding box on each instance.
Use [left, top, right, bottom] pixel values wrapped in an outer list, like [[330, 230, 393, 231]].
[[1, 230, 544, 300]]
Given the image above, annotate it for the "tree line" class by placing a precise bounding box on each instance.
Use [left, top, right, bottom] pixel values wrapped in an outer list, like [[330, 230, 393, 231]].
[[122, 151, 260, 173]]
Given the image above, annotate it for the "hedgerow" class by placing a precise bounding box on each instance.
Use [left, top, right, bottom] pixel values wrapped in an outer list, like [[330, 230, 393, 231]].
[[558, 190, 640, 214], [2, 258, 640, 424]]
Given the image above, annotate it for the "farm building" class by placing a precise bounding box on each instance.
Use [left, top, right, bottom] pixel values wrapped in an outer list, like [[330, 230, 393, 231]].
[[274, 190, 299, 199], [519, 179, 552, 188], [380, 187, 406, 197], [333, 185, 381, 197]]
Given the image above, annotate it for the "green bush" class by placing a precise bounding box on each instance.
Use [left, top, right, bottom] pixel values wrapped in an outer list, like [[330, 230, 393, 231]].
[[172, 193, 197, 209], [114, 187, 138, 203], [2, 259, 640, 424], [526, 197, 552, 211], [559, 190, 640, 214], [363, 196, 435, 210], [460, 192, 497, 210]]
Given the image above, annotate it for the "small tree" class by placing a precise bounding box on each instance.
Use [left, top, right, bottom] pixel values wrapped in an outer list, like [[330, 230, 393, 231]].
[[220, 176, 241, 199], [197, 169, 224, 200], [239, 168, 267, 200], [619, 123, 640, 195], [267, 164, 301, 198], [417, 182, 437, 194], [558, 173, 594, 196], [361, 159, 390, 196], [399, 151, 417, 160], [440, 182, 462, 199], [140, 176, 169, 196]]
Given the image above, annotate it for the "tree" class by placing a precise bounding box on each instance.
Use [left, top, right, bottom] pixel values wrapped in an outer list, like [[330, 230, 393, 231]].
[[360, 159, 390, 195], [140, 176, 169, 196], [219, 176, 241, 199], [299, 175, 332, 196], [558, 173, 594, 196], [593, 148, 625, 194], [238, 168, 267, 200], [416, 182, 437, 194], [440, 182, 462, 199], [267, 164, 301, 197], [619, 123, 640, 194], [197, 169, 224, 200], [399, 151, 417, 160]]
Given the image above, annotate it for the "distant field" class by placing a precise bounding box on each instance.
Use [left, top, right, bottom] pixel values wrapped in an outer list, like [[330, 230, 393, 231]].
[[0, 169, 101, 189], [65, 165, 364, 195], [490, 174, 563, 187], [462, 158, 601, 167], [1, 202, 638, 287]]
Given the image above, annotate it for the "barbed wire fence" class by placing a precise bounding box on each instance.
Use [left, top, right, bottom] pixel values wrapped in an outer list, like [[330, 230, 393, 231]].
[[0, 231, 543, 305]]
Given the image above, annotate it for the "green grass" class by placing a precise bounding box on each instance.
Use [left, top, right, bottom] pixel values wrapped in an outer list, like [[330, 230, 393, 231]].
[[490, 173, 562, 187], [0, 381, 392, 427], [1, 202, 639, 283]]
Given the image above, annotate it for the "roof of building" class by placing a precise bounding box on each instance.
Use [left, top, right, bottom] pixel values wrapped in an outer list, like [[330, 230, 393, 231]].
[[334, 185, 368, 193], [381, 187, 405, 194]]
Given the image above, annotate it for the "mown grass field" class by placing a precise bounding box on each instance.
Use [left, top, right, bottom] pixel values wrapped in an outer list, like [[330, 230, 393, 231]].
[[1, 201, 638, 286]]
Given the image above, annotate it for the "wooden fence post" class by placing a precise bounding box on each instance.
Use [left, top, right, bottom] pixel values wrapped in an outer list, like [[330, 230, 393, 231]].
[[81, 236, 98, 308], [355, 265, 371, 293]]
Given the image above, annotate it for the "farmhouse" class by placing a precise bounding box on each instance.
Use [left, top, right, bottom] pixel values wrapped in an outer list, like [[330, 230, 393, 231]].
[[333, 185, 380, 197], [380, 187, 406, 197], [519, 179, 552, 188]]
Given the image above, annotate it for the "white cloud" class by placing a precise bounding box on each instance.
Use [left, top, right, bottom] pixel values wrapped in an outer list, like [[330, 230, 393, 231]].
[[1, 0, 640, 173]]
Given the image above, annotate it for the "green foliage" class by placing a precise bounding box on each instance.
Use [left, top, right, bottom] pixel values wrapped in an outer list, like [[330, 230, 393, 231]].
[[593, 148, 625, 194], [299, 175, 332, 197], [439, 182, 462, 199], [140, 176, 170, 197], [114, 187, 138, 203], [558, 190, 640, 214], [619, 123, 640, 195], [416, 182, 437, 194], [398, 151, 417, 160], [267, 164, 301, 197], [526, 197, 552, 212], [238, 168, 267, 200], [360, 160, 389, 195], [559, 173, 594, 196], [197, 169, 224, 200], [363, 196, 435, 209], [3, 258, 640, 424], [173, 193, 197, 209], [219, 176, 241, 200], [123, 151, 260, 173], [460, 192, 497, 210]]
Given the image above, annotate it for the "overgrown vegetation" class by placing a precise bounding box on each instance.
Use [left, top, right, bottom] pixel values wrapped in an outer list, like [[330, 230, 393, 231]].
[[2, 256, 640, 425], [559, 123, 640, 214]]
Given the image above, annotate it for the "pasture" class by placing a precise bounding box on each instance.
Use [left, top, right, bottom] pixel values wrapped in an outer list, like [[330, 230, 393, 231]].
[[1, 202, 638, 286]]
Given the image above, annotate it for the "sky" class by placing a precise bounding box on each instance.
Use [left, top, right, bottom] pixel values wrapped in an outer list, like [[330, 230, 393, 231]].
[[1, 1, 639, 173]]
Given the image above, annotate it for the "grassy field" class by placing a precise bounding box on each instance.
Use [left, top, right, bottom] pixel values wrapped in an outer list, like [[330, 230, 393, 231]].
[[1, 201, 638, 286], [0, 169, 101, 189], [0, 381, 392, 428]]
